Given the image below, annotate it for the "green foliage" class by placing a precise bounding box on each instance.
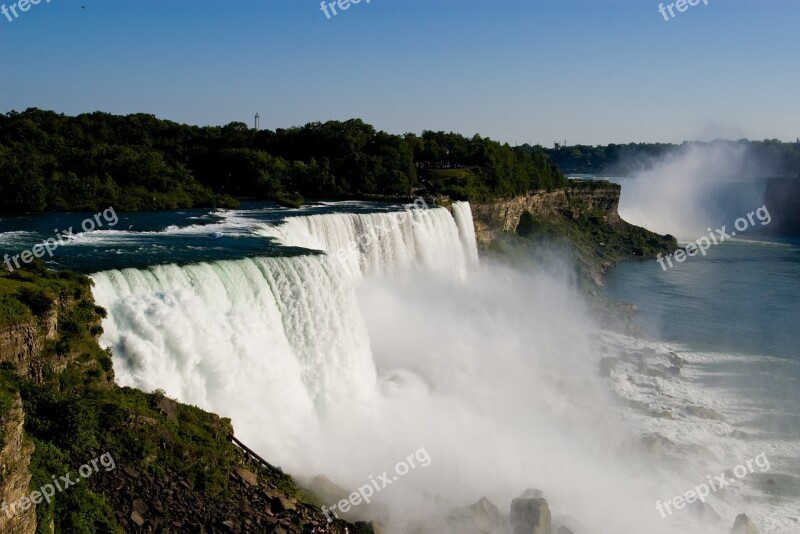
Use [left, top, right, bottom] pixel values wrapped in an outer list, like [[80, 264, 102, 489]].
[[29, 440, 121, 534], [412, 131, 567, 200], [542, 139, 800, 176], [0, 294, 30, 326], [0, 109, 568, 212], [16, 286, 55, 317]]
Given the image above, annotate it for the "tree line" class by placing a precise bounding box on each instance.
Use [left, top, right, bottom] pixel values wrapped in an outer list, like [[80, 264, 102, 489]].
[[540, 140, 800, 176], [0, 109, 566, 212]]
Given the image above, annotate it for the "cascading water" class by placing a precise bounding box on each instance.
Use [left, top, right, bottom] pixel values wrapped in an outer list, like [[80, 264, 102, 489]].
[[254, 202, 478, 279], [90, 202, 479, 459], [91, 255, 378, 423]]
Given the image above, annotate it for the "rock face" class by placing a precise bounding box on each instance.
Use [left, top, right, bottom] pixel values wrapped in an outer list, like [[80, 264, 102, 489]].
[[467, 496, 504, 534], [731, 513, 759, 534], [0, 396, 37, 534], [511, 496, 551, 534], [471, 182, 622, 244], [0, 297, 65, 381], [0, 320, 44, 372]]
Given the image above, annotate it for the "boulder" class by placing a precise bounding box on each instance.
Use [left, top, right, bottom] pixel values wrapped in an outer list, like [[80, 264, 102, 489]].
[[467, 496, 504, 534], [731, 514, 759, 534], [668, 352, 687, 367], [156, 396, 179, 421], [511, 497, 551, 534], [235, 467, 259, 487]]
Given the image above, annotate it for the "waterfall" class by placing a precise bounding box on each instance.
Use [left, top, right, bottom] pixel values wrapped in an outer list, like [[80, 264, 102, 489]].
[[254, 202, 479, 280], [90, 202, 478, 438], [91, 255, 377, 414]]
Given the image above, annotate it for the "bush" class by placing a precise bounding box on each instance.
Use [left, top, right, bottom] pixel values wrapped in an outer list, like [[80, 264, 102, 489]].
[[16, 286, 54, 317]]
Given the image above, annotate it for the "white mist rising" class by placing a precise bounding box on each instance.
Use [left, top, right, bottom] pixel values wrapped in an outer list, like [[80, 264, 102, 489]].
[[618, 143, 768, 239], [92, 204, 713, 534]]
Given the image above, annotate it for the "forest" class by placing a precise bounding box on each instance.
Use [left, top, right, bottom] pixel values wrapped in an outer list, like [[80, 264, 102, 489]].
[[0, 109, 566, 212], [540, 140, 800, 176]]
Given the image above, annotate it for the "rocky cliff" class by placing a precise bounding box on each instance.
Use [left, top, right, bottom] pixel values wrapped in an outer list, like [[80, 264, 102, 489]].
[[0, 396, 36, 534], [471, 181, 622, 244]]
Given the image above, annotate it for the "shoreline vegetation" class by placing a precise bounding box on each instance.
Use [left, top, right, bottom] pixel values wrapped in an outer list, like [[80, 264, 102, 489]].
[[0, 108, 564, 213]]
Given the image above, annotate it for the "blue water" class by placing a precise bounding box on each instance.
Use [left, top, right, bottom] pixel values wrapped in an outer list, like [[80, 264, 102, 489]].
[[0, 201, 409, 273], [605, 238, 800, 441]]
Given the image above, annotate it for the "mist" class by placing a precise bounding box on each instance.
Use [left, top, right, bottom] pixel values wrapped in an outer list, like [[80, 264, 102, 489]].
[[243, 257, 721, 534], [618, 142, 769, 239]]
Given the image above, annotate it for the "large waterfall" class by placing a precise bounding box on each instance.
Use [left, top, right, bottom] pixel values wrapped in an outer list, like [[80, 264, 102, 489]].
[[90, 202, 479, 448]]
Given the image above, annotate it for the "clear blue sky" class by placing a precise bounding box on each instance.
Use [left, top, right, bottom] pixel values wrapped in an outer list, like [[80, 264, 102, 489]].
[[1, 0, 798, 145]]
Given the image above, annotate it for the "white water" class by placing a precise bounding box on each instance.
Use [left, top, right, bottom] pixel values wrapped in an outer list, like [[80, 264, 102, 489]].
[[91, 255, 377, 437], [253, 203, 477, 280], [89, 202, 785, 533]]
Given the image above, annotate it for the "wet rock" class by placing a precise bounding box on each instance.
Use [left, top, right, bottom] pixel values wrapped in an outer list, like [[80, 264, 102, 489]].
[[668, 352, 687, 367], [731, 513, 759, 534], [467, 496, 504, 533], [511, 496, 551, 534]]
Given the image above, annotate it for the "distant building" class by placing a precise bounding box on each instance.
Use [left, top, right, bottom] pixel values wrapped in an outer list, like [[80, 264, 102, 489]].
[[254, 113, 260, 131]]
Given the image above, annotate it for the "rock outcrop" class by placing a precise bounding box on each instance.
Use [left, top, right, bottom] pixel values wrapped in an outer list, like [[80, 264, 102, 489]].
[[467, 496, 505, 534], [0, 396, 36, 534], [731, 513, 759, 534], [510, 495, 551, 534], [471, 182, 622, 244]]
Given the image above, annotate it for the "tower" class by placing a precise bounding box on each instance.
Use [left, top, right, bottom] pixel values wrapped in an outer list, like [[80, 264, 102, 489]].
[[254, 113, 260, 131]]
